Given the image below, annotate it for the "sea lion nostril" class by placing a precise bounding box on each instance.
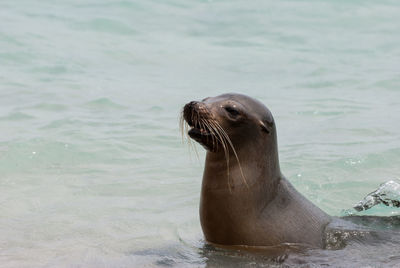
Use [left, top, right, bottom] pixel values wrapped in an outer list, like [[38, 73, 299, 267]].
[[189, 101, 198, 108], [184, 101, 199, 115]]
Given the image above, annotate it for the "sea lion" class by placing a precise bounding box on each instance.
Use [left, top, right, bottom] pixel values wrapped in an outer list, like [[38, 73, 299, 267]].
[[182, 93, 332, 248]]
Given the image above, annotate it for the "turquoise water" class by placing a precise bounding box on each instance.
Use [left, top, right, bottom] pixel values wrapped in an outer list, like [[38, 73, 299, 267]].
[[1, 0, 400, 267]]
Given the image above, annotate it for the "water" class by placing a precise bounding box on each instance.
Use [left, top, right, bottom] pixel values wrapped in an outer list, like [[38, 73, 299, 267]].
[[1, 0, 400, 267], [354, 180, 400, 211]]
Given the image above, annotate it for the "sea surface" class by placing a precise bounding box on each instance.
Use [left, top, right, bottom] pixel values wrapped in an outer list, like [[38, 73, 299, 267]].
[[1, 0, 400, 267]]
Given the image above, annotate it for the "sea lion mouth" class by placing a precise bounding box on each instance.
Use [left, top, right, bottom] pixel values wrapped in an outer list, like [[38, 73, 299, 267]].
[[187, 120, 212, 140], [182, 101, 216, 150]]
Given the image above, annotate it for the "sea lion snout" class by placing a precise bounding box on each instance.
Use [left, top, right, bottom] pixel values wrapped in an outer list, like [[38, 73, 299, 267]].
[[183, 101, 197, 126], [183, 101, 209, 126], [184, 101, 207, 111], [182, 100, 216, 151]]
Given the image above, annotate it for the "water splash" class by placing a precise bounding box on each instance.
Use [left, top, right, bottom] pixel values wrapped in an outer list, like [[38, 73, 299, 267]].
[[354, 180, 400, 212]]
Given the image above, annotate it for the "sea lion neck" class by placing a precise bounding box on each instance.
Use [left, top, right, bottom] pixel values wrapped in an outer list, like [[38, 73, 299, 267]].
[[202, 136, 282, 191]]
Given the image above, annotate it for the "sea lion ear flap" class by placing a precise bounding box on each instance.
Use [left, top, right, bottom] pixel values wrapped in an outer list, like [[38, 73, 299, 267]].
[[259, 119, 273, 134]]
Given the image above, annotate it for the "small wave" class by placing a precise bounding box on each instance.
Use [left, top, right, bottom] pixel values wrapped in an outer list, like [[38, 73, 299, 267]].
[[32, 103, 68, 112], [30, 65, 69, 75], [0, 112, 35, 121], [0, 52, 35, 64], [296, 110, 347, 116], [148, 105, 163, 112], [71, 18, 136, 35], [83, 98, 127, 110], [0, 139, 131, 175], [0, 32, 24, 46], [40, 118, 83, 129]]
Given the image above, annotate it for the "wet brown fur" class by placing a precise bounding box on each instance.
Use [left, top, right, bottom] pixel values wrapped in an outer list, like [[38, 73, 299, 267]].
[[181, 93, 331, 248]]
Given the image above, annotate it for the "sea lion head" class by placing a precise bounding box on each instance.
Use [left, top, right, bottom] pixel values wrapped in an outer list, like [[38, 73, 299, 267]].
[[182, 93, 276, 154]]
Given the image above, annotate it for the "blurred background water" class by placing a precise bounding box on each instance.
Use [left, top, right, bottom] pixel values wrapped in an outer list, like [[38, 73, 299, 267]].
[[1, 0, 400, 267]]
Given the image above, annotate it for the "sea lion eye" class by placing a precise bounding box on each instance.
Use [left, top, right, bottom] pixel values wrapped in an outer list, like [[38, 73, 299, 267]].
[[224, 106, 240, 117]]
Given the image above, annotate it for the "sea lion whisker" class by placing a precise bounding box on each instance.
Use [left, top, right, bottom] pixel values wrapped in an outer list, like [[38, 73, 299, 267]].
[[200, 118, 214, 149], [202, 118, 221, 152], [192, 112, 200, 160], [209, 120, 232, 192], [179, 112, 185, 144], [198, 119, 208, 152], [211, 121, 233, 190], [206, 120, 217, 150], [181, 110, 199, 161], [213, 121, 249, 189], [206, 119, 221, 151]]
